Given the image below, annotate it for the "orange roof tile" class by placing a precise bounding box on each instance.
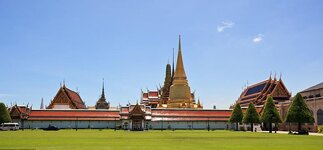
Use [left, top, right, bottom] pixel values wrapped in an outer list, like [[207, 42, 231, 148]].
[[148, 91, 158, 97], [65, 88, 86, 109]]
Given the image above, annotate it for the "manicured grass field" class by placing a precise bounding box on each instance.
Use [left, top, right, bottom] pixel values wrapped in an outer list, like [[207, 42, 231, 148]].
[[0, 130, 322, 150]]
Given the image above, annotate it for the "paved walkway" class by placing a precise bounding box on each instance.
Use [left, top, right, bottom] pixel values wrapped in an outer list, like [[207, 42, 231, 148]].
[[259, 130, 323, 136]]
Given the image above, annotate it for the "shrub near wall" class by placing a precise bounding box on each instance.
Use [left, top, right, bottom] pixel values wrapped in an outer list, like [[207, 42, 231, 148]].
[[318, 125, 323, 133]]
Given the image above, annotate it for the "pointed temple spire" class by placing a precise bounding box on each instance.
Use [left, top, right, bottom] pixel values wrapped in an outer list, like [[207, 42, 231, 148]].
[[40, 98, 44, 109], [63, 80, 66, 88], [101, 78, 106, 99], [274, 72, 277, 80], [168, 35, 192, 108], [173, 35, 187, 79], [172, 48, 175, 77], [95, 78, 110, 109]]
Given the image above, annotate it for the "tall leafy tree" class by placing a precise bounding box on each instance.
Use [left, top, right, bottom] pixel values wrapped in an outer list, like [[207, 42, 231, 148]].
[[243, 102, 260, 132], [229, 103, 243, 131], [261, 96, 282, 133], [0, 102, 11, 124], [285, 93, 314, 131]]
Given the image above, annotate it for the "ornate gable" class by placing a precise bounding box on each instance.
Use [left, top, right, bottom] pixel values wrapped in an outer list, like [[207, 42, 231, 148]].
[[10, 106, 22, 119], [130, 104, 144, 115], [129, 104, 145, 119], [56, 90, 71, 103], [9, 105, 31, 120], [271, 80, 291, 98]]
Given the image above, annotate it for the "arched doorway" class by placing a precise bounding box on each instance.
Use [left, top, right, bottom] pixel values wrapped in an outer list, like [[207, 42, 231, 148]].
[[317, 109, 323, 125]]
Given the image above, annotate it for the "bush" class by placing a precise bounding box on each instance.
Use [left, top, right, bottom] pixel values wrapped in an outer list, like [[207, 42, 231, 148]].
[[239, 126, 245, 131], [167, 125, 172, 130], [297, 128, 309, 135], [318, 126, 323, 133]]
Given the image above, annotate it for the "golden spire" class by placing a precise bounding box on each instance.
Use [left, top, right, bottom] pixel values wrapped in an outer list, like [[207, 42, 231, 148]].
[[168, 35, 192, 107], [173, 35, 187, 79]]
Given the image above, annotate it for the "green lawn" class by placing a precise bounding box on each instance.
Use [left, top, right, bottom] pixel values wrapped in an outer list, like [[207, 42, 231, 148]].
[[0, 130, 322, 150]]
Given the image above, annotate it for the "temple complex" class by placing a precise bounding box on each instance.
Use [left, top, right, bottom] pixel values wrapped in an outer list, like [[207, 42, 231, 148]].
[[5, 36, 323, 131]]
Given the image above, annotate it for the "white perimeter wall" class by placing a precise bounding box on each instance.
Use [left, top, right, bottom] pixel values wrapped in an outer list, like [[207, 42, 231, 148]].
[[21, 120, 233, 130], [148, 121, 233, 130], [23, 120, 120, 129]]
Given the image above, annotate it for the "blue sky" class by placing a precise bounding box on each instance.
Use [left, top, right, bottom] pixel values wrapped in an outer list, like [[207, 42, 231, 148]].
[[0, 0, 322, 109]]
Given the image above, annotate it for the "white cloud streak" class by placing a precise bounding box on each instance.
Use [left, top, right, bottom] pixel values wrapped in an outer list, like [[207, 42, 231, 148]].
[[253, 34, 263, 43], [0, 94, 14, 97], [217, 21, 234, 32]]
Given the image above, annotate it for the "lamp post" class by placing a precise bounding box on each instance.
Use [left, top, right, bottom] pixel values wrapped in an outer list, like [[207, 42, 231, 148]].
[[314, 94, 317, 128], [75, 117, 78, 131], [207, 117, 210, 131], [114, 117, 117, 131], [161, 117, 164, 131]]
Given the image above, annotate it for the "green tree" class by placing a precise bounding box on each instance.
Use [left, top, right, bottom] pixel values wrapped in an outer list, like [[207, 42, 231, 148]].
[[243, 102, 260, 132], [285, 93, 314, 131], [261, 96, 282, 133], [0, 102, 11, 124], [229, 103, 243, 131]]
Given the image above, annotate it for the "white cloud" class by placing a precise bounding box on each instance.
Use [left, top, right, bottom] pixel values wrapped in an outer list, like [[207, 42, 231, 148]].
[[217, 21, 234, 32], [0, 94, 14, 97], [253, 34, 263, 43]]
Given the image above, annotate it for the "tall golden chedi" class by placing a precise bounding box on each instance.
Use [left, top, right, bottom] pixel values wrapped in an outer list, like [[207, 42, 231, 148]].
[[167, 36, 197, 108]]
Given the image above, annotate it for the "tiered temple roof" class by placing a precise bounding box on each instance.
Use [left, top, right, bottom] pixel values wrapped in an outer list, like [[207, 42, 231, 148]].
[[236, 76, 291, 107], [9, 105, 31, 120], [120, 104, 152, 120], [47, 84, 87, 109], [140, 90, 161, 108], [95, 80, 110, 109]]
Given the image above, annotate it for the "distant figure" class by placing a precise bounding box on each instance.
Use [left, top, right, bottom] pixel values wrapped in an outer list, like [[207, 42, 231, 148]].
[[274, 126, 278, 133]]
